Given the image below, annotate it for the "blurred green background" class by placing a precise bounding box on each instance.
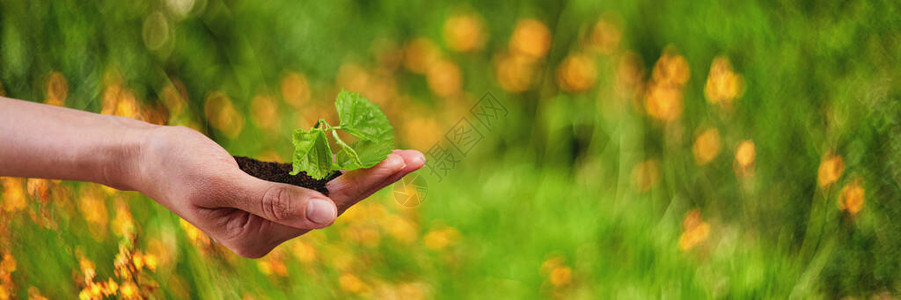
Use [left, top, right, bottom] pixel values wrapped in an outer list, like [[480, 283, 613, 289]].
[[1, 0, 901, 298]]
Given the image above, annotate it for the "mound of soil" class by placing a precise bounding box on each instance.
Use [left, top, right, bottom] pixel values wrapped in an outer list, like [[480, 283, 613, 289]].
[[234, 156, 340, 195]]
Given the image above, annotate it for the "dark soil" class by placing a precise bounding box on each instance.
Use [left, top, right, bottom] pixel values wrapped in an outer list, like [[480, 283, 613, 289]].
[[233, 156, 341, 195]]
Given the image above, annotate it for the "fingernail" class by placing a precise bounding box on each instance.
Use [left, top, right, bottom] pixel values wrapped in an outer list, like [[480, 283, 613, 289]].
[[388, 154, 405, 171], [306, 199, 337, 225]]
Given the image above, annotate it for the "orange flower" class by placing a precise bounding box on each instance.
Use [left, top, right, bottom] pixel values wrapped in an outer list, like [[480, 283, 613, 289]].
[[204, 91, 244, 139], [496, 53, 535, 93], [26, 179, 50, 204], [556, 53, 597, 93], [679, 209, 710, 251], [644, 83, 683, 121], [817, 152, 844, 188], [403, 38, 441, 74], [644, 47, 689, 122], [250, 95, 280, 130], [77, 192, 108, 227], [423, 227, 461, 251], [45, 71, 68, 107], [1, 178, 27, 213], [693, 128, 722, 165], [704, 56, 744, 105], [290, 240, 317, 264], [549, 266, 572, 287], [651, 47, 690, 87], [443, 13, 487, 52], [509, 19, 551, 59], [734, 140, 756, 177], [734, 140, 756, 168], [118, 282, 138, 300], [838, 179, 865, 215], [426, 59, 462, 98], [280, 72, 311, 109], [339, 273, 371, 295]]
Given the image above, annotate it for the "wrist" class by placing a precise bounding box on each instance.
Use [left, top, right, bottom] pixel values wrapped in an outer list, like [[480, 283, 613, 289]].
[[95, 116, 159, 191]]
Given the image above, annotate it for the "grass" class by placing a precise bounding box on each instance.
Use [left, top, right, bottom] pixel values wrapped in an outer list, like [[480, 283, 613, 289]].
[[1, 0, 900, 298]]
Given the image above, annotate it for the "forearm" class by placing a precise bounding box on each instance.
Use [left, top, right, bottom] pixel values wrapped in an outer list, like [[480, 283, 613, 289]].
[[0, 96, 156, 190]]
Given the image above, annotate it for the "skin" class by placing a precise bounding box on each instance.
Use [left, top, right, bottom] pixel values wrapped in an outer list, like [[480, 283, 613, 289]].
[[0, 96, 424, 258]]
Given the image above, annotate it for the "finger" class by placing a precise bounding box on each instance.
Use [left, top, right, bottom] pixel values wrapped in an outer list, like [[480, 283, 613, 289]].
[[327, 150, 425, 213], [214, 169, 339, 230]]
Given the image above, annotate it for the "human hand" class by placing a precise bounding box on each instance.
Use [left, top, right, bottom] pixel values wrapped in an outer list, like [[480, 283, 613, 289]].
[[131, 126, 424, 258]]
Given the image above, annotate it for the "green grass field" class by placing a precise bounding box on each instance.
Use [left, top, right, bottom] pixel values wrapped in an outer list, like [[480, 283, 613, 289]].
[[1, 0, 900, 298]]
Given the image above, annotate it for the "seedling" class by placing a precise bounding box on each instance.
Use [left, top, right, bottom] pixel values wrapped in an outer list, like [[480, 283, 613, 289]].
[[290, 90, 395, 179]]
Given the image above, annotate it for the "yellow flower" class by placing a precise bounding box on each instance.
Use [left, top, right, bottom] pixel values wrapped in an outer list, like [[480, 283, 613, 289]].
[[45, 71, 68, 107], [204, 91, 244, 139], [250, 95, 281, 130], [426, 59, 462, 98], [1, 178, 27, 213], [118, 282, 138, 300], [113, 88, 142, 120], [27, 286, 49, 300], [443, 13, 487, 52], [679, 209, 710, 251], [509, 19, 551, 59], [77, 192, 107, 226], [630, 159, 661, 192], [280, 72, 311, 109], [78, 256, 96, 282], [26, 178, 50, 204], [693, 128, 722, 165], [817, 152, 844, 188], [290, 240, 317, 264], [651, 47, 690, 87], [111, 200, 135, 238], [339, 273, 371, 295], [496, 53, 535, 93], [383, 217, 418, 244], [1, 252, 16, 274], [556, 53, 597, 93], [423, 227, 460, 251], [704, 56, 744, 106], [257, 250, 288, 277], [103, 279, 118, 296], [734, 140, 756, 168], [644, 83, 683, 122], [179, 219, 211, 248], [734, 140, 756, 177], [839, 179, 865, 216], [401, 116, 443, 150], [403, 38, 441, 74], [549, 266, 572, 287]]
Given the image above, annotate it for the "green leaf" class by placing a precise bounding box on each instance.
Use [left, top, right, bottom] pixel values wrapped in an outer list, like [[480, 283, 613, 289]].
[[290, 128, 334, 179], [335, 90, 394, 143], [332, 90, 395, 171], [334, 138, 394, 170]]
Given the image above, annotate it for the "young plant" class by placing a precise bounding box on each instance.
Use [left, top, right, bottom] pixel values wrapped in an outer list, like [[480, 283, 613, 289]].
[[291, 90, 395, 179]]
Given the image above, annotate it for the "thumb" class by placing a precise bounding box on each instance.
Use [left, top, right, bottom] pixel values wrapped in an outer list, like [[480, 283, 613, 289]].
[[222, 170, 338, 229]]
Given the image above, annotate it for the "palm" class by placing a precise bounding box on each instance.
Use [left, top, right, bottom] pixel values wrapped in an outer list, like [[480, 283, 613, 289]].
[[141, 126, 424, 257]]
